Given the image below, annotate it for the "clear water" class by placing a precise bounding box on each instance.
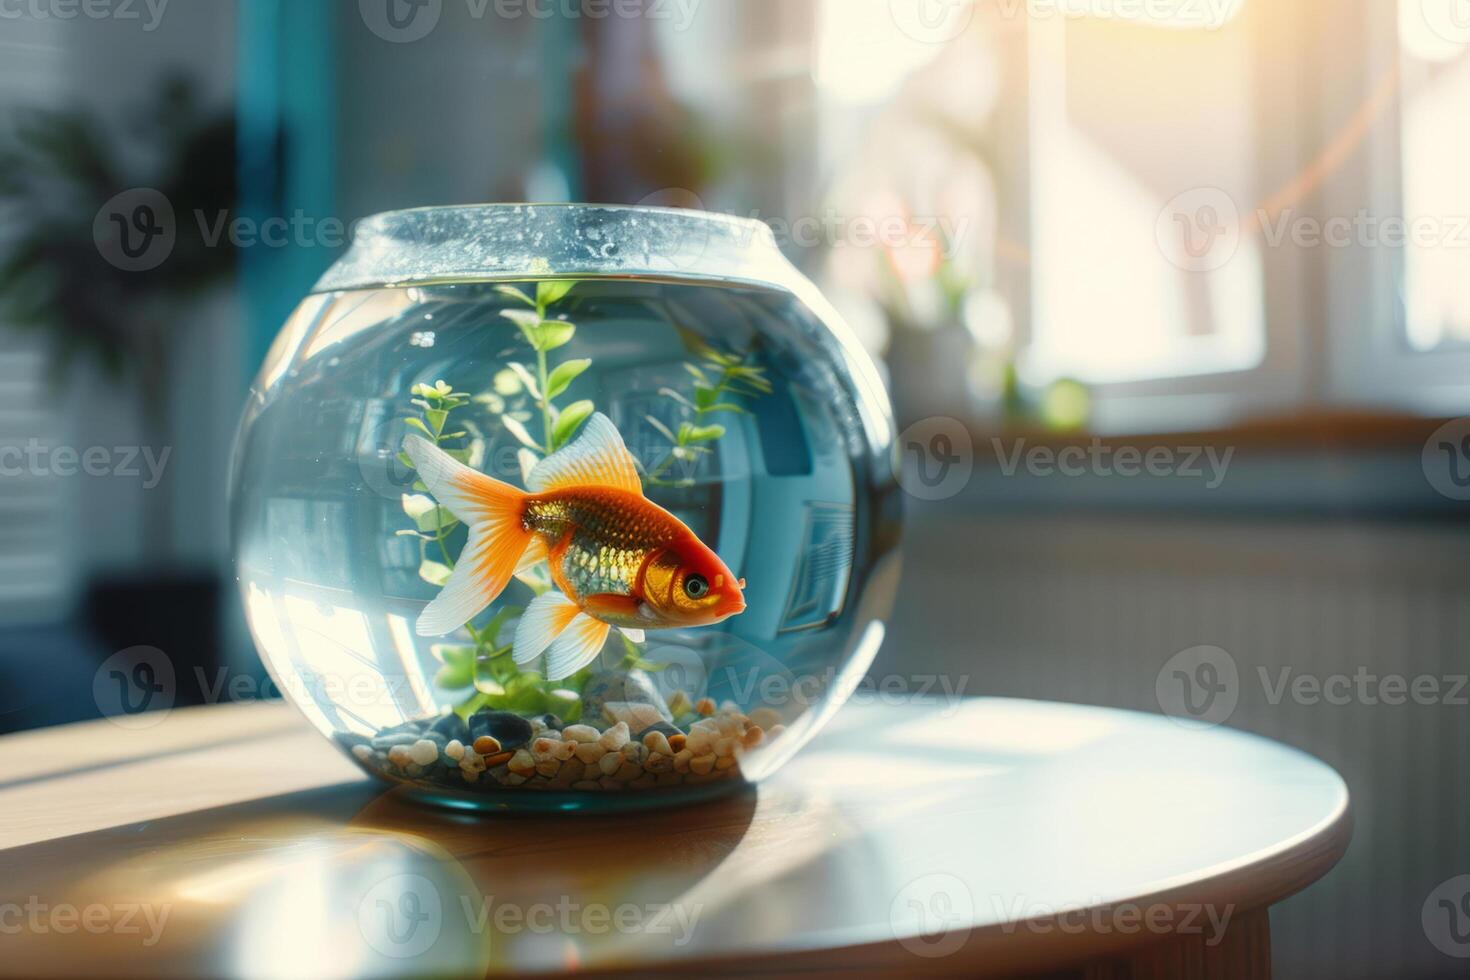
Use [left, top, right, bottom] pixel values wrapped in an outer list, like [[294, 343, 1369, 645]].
[[232, 275, 900, 810]]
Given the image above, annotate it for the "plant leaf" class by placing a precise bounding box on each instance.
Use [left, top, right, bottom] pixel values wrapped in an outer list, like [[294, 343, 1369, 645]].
[[500, 308, 542, 345], [536, 280, 576, 308], [496, 285, 537, 307], [454, 691, 494, 720], [424, 407, 448, 437], [532, 320, 576, 352], [500, 414, 542, 451], [551, 400, 594, 447], [419, 559, 453, 587], [403, 417, 433, 439], [682, 423, 726, 443], [506, 361, 541, 399], [658, 387, 695, 410], [644, 414, 676, 443], [434, 660, 474, 690], [545, 358, 591, 399], [431, 643, 476, 666]]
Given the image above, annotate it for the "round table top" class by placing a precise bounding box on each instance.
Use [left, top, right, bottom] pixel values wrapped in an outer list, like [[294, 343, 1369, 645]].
[[0, 697, 1349, 978]]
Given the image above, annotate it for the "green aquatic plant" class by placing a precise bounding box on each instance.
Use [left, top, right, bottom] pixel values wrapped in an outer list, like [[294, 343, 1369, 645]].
[[494, 279, 594, 459], [398, 282, 597, 719], [645, 336, 772, 487]]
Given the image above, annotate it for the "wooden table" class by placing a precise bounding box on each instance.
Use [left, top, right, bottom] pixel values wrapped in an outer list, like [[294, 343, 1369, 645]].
[[0, 698, 1349, 978]]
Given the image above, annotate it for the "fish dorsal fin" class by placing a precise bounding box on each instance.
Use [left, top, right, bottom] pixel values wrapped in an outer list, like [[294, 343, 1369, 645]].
[[527, 412, 643, 496]]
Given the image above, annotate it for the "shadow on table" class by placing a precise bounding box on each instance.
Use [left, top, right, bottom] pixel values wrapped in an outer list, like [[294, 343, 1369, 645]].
[[1, 777, 879, 976]]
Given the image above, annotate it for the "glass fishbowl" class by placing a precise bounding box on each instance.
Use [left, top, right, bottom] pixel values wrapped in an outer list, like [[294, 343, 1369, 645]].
[[230, 204, 902, 811]]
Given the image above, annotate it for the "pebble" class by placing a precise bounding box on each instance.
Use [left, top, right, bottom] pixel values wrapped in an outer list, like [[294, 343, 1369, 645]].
[[407, 739, 440, 766], [531, 738, 559, 763], [598, 776, 623, 791], [716, 755, 737, 771], [580, 670, 671, 727], [562, 724, 600, 743], [620, 742, 645, 764], [605, 702, 669, 732], [749, 708, 782, 730], [630, 773, 658, 790], [468, 710, 533, 751], [560, 759, 585, 782], [656, 771, 682, 787], [694, 697, 716, 717], [574, 741, 606, 764], [482, 750, 513, 768], [685, 728, 713, 755], [598, 722, 630, 752], [642, 731, 673, 757], [430, 713, 470, 743], [461, 769, 480, 784], [573, 780, 602, 791], [351, 744, 373, 763], [713, 737, 735, 758], [536, 759, 560, 778], [444, 739, 465, 761], [644, 752, 672, 773], [673, 749, 693, 772], [473, 735, 502, 756], [715, 715, 742, 737], [598, 752, 623, 776], [387, 745, 411, 768], [373, 732, 421, 750], [667, 690, 694, 717], [689, 754, 716, 775], [669, 733, 687, 752], [459, 752, 486, 774], [508, 749, 536, 776], [613, 761, 641, 782], [504, 772, 528, 786], [741, 726, 765, 749]]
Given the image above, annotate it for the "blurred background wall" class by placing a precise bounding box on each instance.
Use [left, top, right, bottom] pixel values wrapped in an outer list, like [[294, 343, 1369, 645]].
[[2, 0, 1469, 976]]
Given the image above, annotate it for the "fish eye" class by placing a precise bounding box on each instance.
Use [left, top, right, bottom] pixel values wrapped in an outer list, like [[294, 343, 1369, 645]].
[[683, 573, 709, 599]]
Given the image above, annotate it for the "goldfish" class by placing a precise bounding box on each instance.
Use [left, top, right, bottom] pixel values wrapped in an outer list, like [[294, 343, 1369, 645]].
[[403, 412, 746, 680]]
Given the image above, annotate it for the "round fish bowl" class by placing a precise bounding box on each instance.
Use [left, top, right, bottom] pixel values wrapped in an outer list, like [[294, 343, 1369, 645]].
[[230, 204, 902, 811]]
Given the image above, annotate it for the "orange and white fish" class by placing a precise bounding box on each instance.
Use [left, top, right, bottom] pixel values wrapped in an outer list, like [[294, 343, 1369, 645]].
[[403, 413, 746, 680]]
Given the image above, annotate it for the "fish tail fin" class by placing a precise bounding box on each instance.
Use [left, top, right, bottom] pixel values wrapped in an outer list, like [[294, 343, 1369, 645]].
[[512, 591, 611, 681], [403, 434, 533, 636]]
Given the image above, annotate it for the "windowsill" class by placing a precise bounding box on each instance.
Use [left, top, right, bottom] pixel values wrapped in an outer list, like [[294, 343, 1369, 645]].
[[921, 411, 1466, 522]]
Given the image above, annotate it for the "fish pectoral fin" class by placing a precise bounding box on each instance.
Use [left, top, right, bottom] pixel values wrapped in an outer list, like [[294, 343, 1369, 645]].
[[525, 413, 643, 497], [544, 615, 612, 681], [512, 591, 582, 666]]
